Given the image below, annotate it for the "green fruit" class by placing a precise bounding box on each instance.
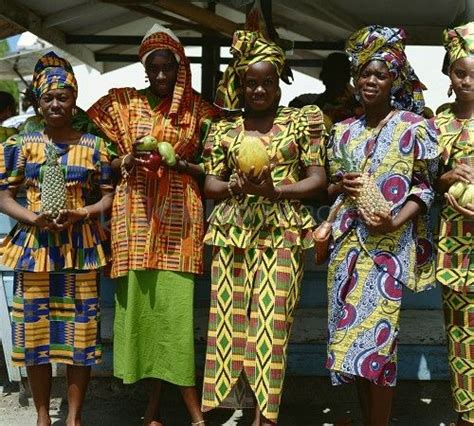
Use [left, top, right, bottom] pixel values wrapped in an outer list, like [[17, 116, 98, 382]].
[[158, 141, 176, 166], [448, 181, 468, 199], [0, 126, 17, 142], [459, 184, 474, 207], [136, 135, 158, 151]]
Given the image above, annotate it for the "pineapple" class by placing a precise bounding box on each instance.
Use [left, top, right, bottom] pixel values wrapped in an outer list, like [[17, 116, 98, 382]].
[[40, 142, 67, 218], [334, 143, 391, 217]]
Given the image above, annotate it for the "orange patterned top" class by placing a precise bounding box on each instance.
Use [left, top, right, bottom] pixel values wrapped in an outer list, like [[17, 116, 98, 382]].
[[88, 87, 219, 278]]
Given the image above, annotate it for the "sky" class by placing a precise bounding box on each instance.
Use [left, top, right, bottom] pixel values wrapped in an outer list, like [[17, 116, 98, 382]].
[[70, 45, 451, 114]]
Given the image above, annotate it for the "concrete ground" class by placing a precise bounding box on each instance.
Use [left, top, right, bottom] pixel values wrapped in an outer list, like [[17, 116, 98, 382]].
[[0, 371, 457, 426]]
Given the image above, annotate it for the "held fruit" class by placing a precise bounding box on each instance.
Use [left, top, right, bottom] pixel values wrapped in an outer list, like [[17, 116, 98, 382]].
[[157, 141, 176, 166], [135, 135, 158, 152], [448, 181, 468, 200], [237, 135, 270, 178], [459, 184, 474, 207]]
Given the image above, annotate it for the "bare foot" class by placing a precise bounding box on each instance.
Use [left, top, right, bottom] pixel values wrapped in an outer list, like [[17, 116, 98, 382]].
[[37, 414, 52, 426]]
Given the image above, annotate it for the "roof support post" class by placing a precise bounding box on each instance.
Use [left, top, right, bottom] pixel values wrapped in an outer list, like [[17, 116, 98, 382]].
[[200, 2, 220, 102]]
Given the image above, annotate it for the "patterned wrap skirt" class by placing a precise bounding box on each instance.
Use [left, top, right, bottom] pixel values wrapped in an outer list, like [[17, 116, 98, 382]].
[[11, 271, 101, 366], [443, 286, 474, 420], [327, 232, 402, 387], [202, 245, 304, 423]]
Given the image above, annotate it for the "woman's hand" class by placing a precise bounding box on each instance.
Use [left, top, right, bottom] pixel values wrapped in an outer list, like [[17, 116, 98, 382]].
[[122, 153, 137, 173], [168, 154, 189, 173], [32, 212, 57, 231], [341, 172, 363, 199], [359, 209, 397, 234], [445, 192, 474, 219], [53, 208, 88, 230], [235, 165, 279, 199], [446, 163, 474, 185]]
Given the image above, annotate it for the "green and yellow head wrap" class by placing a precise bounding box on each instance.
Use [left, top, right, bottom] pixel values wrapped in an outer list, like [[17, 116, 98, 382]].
[[214, 30, 287, 111], [443, 22, 474, 74]]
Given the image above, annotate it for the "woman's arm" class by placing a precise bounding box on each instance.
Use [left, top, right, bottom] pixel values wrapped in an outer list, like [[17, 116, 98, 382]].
[[204, 175, 231, 201], [434, 163, 474, 194]]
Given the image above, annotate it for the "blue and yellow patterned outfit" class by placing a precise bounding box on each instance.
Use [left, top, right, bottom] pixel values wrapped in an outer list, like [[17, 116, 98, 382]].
[[0, 132, 113, 366]]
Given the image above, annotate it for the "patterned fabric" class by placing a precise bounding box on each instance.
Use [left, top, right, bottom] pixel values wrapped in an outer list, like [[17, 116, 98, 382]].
[[88, 87, 219, 278], [138, 29, 193, 127], [436, 106, 474, 292], [202, 245, 304, 422], [443, 287, 474, 416], [215, 30, 286, 111], [326, 111, 438, 386], [202, 105, 325, 422], [11, 270, 101, 366], [346, 26, 426, 114], [443, 22, 474, 71], [32, 51, 78, 100], [203, 105, 326, 249], [0, 132, 112, 272]]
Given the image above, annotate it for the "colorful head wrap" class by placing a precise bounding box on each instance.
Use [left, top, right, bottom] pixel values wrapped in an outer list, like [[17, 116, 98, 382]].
[[32, 51, 78, 100], [443, 22, 474, 74], [345, 25, 425, 114], [215, 30, 287, 111], [139, 23, 193, 125]]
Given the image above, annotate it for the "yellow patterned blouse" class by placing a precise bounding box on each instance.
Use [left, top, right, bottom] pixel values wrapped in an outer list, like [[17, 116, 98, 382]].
[[203, 105, 326, 249]]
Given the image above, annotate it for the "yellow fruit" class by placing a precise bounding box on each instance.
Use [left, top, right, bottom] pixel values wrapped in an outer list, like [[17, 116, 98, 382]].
[[237, 135, 270, 178], [459, 184, 474, 207], [356, 173, 391, 216], [448, 181, 468, 199]]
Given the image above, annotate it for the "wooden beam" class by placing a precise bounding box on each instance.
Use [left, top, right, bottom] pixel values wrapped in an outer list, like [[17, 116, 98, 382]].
[[105, 0, 240, 35], [95, 52, 324, 67], [66, 34, 344, 50], [0, 0, 103, 72], [43, 1, 101, 28], [0, 17, 23, 39], [71, 11, 143, 35]]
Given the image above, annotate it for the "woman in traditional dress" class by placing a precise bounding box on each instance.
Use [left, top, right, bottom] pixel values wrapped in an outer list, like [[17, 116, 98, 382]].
[[435, 22, 474, 426], [87, 24, 219, 426], [325, 26, 438, 425], [201, 30, 327, 425], [0, 52, 114, 426]]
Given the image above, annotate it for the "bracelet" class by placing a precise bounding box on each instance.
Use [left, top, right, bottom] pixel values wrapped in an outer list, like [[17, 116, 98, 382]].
[[227, 179, 244, 202], [181, 159, 189, 172], [77, 207, 90, 221], [120, 154, 134, 179]]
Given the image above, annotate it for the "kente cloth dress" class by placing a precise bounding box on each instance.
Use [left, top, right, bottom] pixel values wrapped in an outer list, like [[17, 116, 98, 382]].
[[0, 132, 112, 366], [435, 105, 474, 420], [201, 105, 326, 422], [88, 87, 218, 385]]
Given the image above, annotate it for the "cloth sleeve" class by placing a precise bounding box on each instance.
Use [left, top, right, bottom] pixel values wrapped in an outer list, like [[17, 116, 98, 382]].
[[408, 119, 440, 208], [297, 105, 327, 167], [87, 92, 121, 146], [0, 136, 25, 191], [202, 121, 230, 179], [94, 137, 115, 192]]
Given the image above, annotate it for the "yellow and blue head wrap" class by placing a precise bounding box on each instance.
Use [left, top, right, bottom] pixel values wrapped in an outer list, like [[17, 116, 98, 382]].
[[32, 51, 78, 100]]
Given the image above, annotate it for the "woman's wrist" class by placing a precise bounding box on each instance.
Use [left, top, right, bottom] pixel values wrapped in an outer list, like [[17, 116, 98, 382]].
[[77, 207, 90, 220]]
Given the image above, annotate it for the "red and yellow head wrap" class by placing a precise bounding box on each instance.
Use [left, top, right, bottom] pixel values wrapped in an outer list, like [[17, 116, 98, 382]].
[[32, 51, 78, 100], [139, 24, 193, 125], [215, 30, 286, 111]]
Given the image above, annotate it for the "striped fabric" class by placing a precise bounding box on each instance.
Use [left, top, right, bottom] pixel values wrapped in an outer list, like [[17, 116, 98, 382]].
[[0, 132, 112, 272], [88, 87, 219, 278], [11, 270, 101, 366]]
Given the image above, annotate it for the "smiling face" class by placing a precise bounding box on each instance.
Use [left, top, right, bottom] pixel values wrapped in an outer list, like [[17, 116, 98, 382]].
[[243, 61, 280, 113], [356, 59, 394, 108], [145, 49, 179, 98], [39, 88, 75, 128], [450, 56, 474, 102]]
